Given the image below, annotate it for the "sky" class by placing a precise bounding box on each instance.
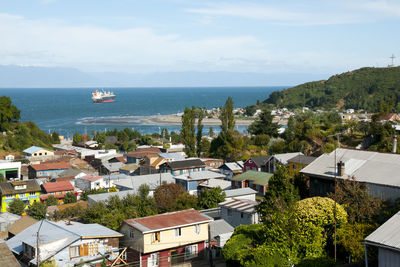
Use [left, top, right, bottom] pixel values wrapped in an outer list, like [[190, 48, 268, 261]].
[[1, 0, 400, 77]]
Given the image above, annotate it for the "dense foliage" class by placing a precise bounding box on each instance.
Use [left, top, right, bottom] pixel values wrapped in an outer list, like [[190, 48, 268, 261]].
[[26, 201, 47, 220], [264, 66, 400, 112], [197, 187, 226, 209], [8, 198, 26, 215]]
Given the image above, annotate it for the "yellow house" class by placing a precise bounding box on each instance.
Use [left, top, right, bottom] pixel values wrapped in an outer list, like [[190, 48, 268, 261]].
[[287, 155, 316, 176], [119, 209, 212, 266], [0, 181, 41, 212]]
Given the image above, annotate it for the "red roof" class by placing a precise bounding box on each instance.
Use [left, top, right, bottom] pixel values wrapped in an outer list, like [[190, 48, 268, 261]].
[[124, 209, 211, 232], [115, 156, 127, 164], [42, 181, 74, 193], [31, 162, 71, 171], [80, 175, 103, 182]]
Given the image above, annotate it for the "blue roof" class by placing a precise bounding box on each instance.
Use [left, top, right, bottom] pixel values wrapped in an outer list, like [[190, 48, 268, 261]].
[[23, 146, 44, 154]]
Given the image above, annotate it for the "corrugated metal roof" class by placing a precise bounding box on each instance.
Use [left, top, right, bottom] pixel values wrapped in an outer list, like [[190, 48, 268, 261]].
[[88, 190, 136, 203], [113, 173, 174, 191], [219, 198, 258, 213], [175, 170, 225, 181], [365, 211, 400, 251], [42, 181, 74, 193], [124, 209, 212, 233], [209, 219, 234, 240], [224, 188, 257, 198], [23, 146, 44, 155], [30, 162, 71, 171], [0, 180, 41, 195], [162, 159, 206, 170], [287, 155, 316, 165], [301, 148, 400, 187], [198, 179, 231, 190]]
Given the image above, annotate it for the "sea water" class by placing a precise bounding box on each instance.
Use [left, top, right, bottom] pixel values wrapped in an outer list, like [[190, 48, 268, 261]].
[[0, 87, 285, 137]]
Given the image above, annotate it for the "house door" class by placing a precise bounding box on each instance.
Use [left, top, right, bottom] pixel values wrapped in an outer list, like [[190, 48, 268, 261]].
[[171, 249, 179, 264]]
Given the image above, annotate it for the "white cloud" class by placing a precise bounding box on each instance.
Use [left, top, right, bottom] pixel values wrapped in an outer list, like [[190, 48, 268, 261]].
[[186, 2, 366, 26], [361, 0, 400, 17], [0, 13, 272, 73]]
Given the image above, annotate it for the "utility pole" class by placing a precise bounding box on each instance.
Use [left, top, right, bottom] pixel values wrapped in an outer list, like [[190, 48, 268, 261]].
[[389, 54, 396, 67], [36, 220, 45, 267]]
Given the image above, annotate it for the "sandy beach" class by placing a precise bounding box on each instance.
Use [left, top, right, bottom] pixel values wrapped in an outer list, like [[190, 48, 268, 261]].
[[140, 114, 254, 126]]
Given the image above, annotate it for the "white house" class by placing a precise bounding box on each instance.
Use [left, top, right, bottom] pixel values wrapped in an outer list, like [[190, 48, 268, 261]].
[[219, 198, 260, 228], [75, 175, 110, 191]]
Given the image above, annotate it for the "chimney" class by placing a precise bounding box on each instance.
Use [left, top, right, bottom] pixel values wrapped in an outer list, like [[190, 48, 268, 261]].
[[393, 135, 398, 153], [337, 161, 345, 176]]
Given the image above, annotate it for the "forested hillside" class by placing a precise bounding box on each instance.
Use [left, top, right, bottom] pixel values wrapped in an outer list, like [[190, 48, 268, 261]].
[[0, 96, 56, 152], [265, 67, 400, 112]]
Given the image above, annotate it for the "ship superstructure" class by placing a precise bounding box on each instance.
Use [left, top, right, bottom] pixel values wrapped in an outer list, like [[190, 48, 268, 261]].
[[92, 90, 116, 103]]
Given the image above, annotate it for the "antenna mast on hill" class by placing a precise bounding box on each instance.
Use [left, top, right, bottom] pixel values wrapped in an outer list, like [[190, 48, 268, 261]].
[[389, 54, 396, 67]]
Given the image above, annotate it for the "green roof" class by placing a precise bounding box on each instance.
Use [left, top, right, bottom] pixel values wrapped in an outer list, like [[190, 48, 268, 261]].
[[232, 171, 273, 185]]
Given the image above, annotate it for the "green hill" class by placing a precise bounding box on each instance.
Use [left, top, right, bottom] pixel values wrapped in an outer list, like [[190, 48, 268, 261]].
[[264, 67, 400, 112], [0, 96, 55, 153]]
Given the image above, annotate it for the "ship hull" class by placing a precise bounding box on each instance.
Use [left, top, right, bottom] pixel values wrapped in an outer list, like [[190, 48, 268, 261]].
[[93, 98, 116, 103]]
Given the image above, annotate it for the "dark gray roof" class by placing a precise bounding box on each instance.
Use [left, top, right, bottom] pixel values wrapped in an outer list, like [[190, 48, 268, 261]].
[[247, 156, 269, 167], [162, 159, 206, 170], [287, 155, 316, 165]]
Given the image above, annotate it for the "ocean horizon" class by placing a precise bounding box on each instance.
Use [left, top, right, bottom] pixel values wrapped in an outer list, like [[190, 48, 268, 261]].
[[0, 86, 287, 137]]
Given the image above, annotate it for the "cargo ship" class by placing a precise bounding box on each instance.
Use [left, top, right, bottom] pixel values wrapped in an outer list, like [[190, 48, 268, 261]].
[[92, 89, 116, 103]]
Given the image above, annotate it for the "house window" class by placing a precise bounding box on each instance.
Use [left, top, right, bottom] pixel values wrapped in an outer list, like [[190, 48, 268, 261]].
[[29, 192, 36, 196], [70, 246, 80, 258], [88, 243, 99, 256], [45, 152, 47, 155], [194, 224, 201, 234], [185, 244, 198, 259], [129, 229, 135, 239], [39, 153, 42, 156], [227, 209, 232, 216], [148, 252, 159, 267], [175, 227, 182, 237], [153, 231, 160, 243], [241, 212, 244, 218]]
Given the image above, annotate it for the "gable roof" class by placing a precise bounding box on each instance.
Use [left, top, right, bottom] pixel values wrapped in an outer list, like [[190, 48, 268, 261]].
[[245, 156, 269, 167], [124, 209, 212, 233], [158, 153, 185, 161], [30, 162, 71, 171], [113, 173, 174, 191], [161, 159, 206, 170], [232, 170, 273, 185], [287, 155, 316, 165], [23, 146, 45, 155], [301, 148, 400, 188], [0, 180, 41, 195], [220, 162, 243, 172], [271, 152, 304, 165], [209, 219, 234, 241], [79, 175, 103, 182], [42, 181, 74, 193], [365, 211, 400, 251], [219, 198, 259, 213], [7, 216, 37, 236]]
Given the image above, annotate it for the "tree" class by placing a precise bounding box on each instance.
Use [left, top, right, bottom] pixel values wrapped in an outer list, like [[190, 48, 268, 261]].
[[196, 108, 204, 157], [46, 195, 58, 206], [181, 107, 196, 157], [198, 187, 226, 209], [219, 97, 235, 145], [0, 96, 20, 131], [73, 132, 82, 144], [328, 177, 382, 224], [8, 198, 26, 215], [248, 109, 278, 136], [26, 201, 47, 220], [51, 131, 60, 144], [208, 126, 214, 137], [154, 183, 186, 213], [63, 192, 77, 204]]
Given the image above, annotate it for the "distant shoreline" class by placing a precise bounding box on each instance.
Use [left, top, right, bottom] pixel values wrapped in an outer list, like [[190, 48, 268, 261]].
[[140, 114, 254, 126]]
